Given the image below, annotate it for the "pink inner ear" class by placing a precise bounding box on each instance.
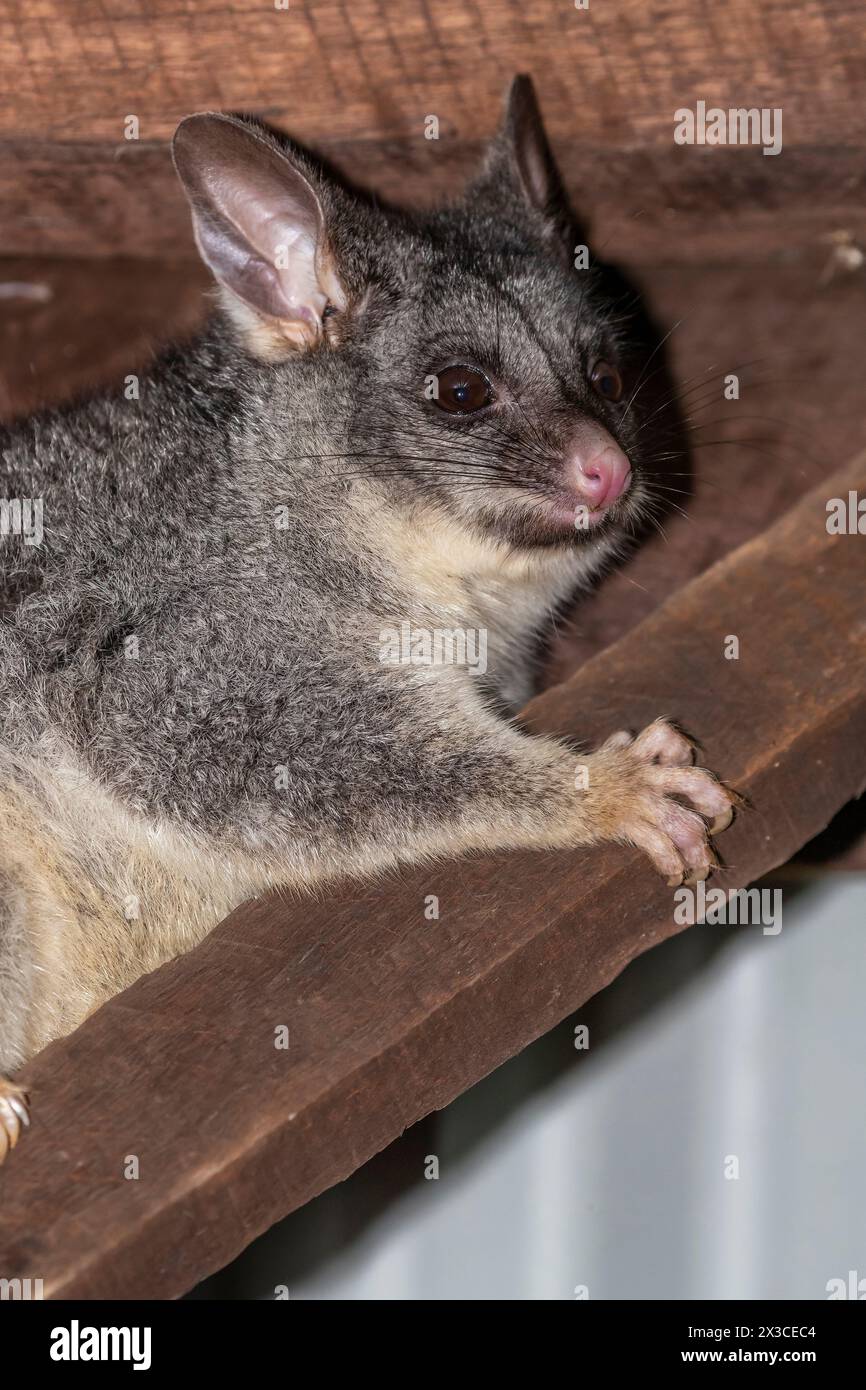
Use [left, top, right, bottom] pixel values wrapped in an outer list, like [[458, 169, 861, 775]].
[[221, 171, 325, 321], [175, 115, 328, 326]]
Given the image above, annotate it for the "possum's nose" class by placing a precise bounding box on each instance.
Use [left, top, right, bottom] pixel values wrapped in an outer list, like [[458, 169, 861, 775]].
[[569, 441, 632, 511]]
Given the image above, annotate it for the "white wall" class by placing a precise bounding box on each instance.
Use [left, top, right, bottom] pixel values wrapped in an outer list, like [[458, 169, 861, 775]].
[[194, 874, 866, 1300]]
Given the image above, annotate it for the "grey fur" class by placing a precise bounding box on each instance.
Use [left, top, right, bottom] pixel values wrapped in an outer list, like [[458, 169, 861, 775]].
[[0, 79, 695, 1073]]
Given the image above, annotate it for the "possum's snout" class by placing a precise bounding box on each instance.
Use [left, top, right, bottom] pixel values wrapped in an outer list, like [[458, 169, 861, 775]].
[[546, 418, 633, 528], [566, 435, 632, 512]]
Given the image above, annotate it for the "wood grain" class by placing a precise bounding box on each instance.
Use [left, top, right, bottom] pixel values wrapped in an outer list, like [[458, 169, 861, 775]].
[[0, 256, 209, 420], [1, 449, 865, 1299], [2, 141, 865, 263], [1, 0, 864, 259], [2, 0, 863, 145]]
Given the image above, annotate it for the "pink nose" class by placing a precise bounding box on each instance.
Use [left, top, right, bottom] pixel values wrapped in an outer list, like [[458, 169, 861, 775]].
[[570, 443, 632, 510]]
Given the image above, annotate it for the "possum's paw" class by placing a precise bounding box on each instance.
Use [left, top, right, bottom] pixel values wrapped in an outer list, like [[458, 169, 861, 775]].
[[591, 719, 737, 886], [0, 1077, 29, 1164]]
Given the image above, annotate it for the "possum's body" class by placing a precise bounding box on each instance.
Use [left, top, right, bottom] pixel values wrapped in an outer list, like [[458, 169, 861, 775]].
[[0, 77, 734, 1155], [0, 373, 596, 1068]]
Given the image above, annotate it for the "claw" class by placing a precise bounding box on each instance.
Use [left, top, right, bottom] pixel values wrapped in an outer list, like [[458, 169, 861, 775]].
[[0, 1079, 30, 1164], [607, 719, 739, 887], [683, 866, 711, 887], [709, 806, 735, 836]]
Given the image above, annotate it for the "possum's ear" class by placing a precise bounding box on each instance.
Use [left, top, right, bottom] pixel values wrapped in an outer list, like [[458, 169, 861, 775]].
[[172, 113, 347, 359], [469, 75, 574, 249]]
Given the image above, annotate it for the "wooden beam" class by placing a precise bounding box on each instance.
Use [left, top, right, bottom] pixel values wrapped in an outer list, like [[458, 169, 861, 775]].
[[0, 256, 209, 420], [1, 0, 864, 258], [2, 141, 865, 263], [1, 450, 865, 1298], [3, 0, 863, 145]]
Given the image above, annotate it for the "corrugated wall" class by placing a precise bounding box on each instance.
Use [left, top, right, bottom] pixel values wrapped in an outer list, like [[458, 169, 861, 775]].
[[195, 874, 866, 1300]]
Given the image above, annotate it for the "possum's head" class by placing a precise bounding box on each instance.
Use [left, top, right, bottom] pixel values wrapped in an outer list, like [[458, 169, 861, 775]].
[[173, 77, 649, 551]]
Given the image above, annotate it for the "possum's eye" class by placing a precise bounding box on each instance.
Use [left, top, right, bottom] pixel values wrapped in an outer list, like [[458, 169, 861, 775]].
[[590, 361, 624, 403], [433, 365, 493, 415]]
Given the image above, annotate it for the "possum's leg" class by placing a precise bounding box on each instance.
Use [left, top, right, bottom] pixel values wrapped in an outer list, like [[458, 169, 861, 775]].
[[0, 717, 734, 1166], [375, 715, 735, 885]]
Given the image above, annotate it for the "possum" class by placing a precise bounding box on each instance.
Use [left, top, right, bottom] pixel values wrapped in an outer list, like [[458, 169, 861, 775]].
[[0, 76, 734, 1159]]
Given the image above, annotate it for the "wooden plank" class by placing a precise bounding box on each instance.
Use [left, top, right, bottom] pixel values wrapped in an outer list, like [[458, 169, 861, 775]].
[[0, 256, 208, 420], [3, 0, 862, 145], [1, 449, 865, 1298], [3, 141, 865, 263], [1, 0, 865, 258]]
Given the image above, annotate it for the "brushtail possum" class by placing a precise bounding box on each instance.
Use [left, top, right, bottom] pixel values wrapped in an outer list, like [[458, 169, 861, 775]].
[[0, 76, 734, 1159]]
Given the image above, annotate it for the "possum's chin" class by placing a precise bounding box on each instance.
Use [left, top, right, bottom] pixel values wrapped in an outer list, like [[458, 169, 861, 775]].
[[474, 493, 637, 551]]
